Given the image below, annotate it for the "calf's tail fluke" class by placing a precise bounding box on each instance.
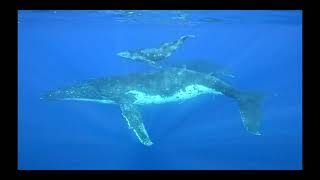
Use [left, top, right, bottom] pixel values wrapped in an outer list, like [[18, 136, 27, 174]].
[[235, 91, 265, 135], [180, 34, 196, 41]]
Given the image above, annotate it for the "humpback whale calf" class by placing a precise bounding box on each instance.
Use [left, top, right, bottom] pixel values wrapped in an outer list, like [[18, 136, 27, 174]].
[[41, 67, 264, 146], [117, 35, 196, 67]]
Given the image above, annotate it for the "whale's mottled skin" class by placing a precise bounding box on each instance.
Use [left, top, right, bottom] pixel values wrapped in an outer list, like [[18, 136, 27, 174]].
[[164, 60, 235, 79], [41, 67, 264, 146], [117, 35, 196, 67]]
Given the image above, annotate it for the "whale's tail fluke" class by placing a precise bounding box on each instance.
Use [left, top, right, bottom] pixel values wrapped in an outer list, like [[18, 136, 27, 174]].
[[235, 91, 265, 135]]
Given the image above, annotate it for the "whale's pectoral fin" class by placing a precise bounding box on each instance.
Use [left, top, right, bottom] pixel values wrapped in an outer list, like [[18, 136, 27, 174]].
[[119, 102, 153, 146], [235, 91, 265, 135]]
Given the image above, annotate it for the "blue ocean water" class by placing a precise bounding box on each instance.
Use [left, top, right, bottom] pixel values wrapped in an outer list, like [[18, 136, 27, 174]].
[[18, 10, 302, 170]]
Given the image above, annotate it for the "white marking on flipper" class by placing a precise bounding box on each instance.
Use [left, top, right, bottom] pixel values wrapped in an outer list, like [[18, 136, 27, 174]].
[[119, 103, 153, 146]]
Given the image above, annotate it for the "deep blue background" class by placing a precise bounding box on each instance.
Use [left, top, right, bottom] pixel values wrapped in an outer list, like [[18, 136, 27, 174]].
[[18, 10, 302, 170]]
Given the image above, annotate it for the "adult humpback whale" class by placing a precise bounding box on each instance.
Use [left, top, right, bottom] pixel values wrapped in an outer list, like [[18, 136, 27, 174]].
[[117, 35, 196, 67], [41, 67, 264, 146]]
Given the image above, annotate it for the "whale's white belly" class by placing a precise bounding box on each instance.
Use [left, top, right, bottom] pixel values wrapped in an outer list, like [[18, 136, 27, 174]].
[[127, 84, 223, 105], [62, 84, 223, 105]]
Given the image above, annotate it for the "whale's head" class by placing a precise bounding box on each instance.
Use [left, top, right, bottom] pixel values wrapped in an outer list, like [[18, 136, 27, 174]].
[[117, 51, 132, 59], [40, 89, 66, 100]]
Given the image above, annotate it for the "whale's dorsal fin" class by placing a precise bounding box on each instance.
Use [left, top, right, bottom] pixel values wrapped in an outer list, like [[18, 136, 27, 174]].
[[119, 99, 153, 146]]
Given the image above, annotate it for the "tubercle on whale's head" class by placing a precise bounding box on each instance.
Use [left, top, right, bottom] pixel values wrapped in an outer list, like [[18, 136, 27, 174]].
[[40, 92, 54, 100], [40, 87, 78, 100], [117, 51, 131, 59], [40, 90, 63, 100]]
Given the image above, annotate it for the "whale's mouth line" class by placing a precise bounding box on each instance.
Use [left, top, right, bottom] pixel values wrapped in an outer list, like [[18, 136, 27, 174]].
[[61, 98, 116, 104]]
